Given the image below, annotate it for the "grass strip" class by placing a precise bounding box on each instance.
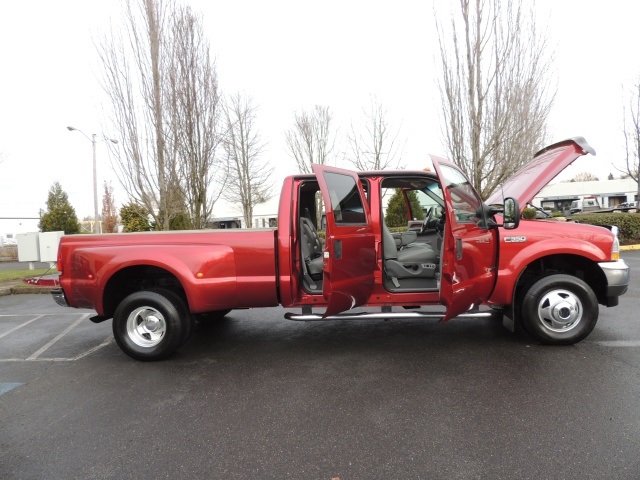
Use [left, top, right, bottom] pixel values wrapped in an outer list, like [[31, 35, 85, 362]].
[[0, 269, 59, 282]]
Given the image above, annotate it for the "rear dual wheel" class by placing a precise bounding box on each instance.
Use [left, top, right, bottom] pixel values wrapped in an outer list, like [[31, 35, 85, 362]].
[[113, 289, 193, 361], [520, 274, 598, 345]]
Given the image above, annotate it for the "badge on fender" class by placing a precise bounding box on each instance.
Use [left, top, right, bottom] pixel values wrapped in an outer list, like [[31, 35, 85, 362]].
[[504, 236, 526, 243]]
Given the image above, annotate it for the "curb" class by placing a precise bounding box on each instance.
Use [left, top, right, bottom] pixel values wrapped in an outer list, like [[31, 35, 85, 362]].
[[621, 244, 640, 251], [0, 284, 54, 297]]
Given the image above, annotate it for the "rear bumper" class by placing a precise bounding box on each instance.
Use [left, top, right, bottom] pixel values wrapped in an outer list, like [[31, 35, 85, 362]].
[[598, 259, 630, 300], [51, 288, 69, 307]]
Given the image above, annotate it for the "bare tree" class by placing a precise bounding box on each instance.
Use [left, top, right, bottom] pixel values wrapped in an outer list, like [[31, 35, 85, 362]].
[[285, 105, 335, 228], [167, 4, 224, 229], [98, 0, 178, 230], [435, 0, 555, 199], [101, 181, 118, 233], [222, 93, 273, 228], [285, 105, 335, 173], [346, 96, 405, 171], [621, 78, 640, 203], [569, 172, 599, 182], [98, 0, 222, 230]]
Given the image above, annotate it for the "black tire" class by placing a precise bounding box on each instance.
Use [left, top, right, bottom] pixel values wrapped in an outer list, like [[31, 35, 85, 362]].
[[195, 309, 232, 323], [148, 288, 194, 347], [520, 274, 598, 345], [112, 290, 185, 361]]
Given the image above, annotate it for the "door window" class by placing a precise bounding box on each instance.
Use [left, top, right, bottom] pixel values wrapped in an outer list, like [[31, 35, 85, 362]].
[[322, 171, 367, 225], [438, 164, 482, 224]]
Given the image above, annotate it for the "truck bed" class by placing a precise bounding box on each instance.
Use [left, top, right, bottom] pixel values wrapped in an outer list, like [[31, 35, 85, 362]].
[[57, 229, 280, 316]]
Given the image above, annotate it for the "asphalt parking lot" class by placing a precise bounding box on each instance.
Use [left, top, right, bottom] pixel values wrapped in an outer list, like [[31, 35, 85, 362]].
[[1, 252, 640, 479]]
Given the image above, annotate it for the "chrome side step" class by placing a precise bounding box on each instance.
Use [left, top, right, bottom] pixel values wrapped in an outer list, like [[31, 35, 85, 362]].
[[284, 310, 494, 322]]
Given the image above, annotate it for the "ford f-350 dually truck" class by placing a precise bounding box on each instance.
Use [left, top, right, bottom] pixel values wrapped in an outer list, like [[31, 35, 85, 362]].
[[52, 138, 630, 361]]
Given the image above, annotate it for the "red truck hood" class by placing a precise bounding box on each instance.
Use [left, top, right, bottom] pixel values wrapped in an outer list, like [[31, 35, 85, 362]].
[[485, 137, 595, 206]]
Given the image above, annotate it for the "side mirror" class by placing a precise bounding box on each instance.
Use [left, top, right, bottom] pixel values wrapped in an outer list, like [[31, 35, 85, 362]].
[[503, 197, 520, 230]]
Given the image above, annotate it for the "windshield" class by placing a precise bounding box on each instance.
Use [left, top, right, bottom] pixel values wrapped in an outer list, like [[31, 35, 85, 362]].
[[422, 183, 444, 207]]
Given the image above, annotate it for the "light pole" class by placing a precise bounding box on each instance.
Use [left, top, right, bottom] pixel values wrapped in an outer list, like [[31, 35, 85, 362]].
[[67, 126, 118, 233]]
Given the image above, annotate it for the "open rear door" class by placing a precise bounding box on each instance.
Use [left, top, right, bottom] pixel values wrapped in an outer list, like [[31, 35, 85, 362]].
[[312, 164, 376, 317], [430, 156, 499, 322]]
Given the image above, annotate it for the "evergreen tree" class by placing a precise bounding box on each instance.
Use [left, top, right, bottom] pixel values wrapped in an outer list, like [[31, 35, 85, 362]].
[[385, 189, 425, 227], [38, 182, 80, 234], [408, 191, 426, 222], [168, 211, 192, 231], [120, 203, 151, 232]]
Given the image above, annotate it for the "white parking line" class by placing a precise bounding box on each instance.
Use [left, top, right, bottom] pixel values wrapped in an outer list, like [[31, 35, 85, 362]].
[[0, 335, 114, 362], [27, 313, 91, 360], [73, 335, 114, 360], [0, 315, 45, 340]]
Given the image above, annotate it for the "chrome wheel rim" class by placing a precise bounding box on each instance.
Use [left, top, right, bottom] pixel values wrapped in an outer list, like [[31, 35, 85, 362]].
[[536, 289, 583, 333], [126, 306, 167, 347]]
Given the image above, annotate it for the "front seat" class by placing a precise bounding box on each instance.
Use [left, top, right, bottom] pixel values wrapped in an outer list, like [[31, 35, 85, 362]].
[[382, 221, 438, 285], [300, 217, 323, 280]]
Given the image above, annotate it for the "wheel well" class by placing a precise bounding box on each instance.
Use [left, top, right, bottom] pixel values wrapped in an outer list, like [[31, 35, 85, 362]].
[[102, 266, 187, 319], [514, 254, 608, 308]]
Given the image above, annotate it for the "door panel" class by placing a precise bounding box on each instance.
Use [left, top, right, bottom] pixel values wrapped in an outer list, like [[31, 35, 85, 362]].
[[430, 157, 498, 321], [312, 164, 376, 317]]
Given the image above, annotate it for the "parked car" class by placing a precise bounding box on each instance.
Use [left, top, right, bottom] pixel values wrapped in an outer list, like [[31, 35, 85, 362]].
[[570, 196, 601, 214], [619, 201, 638, 212]]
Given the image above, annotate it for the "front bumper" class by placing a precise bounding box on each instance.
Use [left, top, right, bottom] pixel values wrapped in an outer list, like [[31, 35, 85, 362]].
[[598, 259, 630, 299], [51, 287, 70, 307]]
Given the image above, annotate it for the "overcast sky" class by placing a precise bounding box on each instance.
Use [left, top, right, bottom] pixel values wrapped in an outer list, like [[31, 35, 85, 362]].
[[1, 0, 639, 233]]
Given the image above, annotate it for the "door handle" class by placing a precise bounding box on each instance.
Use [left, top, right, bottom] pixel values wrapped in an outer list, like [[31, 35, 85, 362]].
[[334, 239, 343, 259]]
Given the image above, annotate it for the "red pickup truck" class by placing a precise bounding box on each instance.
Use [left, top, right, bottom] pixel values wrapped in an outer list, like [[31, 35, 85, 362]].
[[53, 138, 630, 361]]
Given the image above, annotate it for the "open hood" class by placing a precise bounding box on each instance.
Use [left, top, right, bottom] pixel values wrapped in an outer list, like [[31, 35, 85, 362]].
[[485, 137, 596, 207]]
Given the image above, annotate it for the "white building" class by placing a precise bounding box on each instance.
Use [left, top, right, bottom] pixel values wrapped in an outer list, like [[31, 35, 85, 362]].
[[533, 178, 639, 216], [211, 197, 280, 229], [0, 217, 40, 245]]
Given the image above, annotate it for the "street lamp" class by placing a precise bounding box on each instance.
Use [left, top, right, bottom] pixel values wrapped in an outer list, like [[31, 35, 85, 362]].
[[67, 126, 118, 233]]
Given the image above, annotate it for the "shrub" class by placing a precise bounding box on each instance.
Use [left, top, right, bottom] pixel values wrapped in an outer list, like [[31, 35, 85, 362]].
[[572, 212, 640, 244], [0, 246, 18, 261], [521, 208, 537, 220], [120, 203, 151, 233]]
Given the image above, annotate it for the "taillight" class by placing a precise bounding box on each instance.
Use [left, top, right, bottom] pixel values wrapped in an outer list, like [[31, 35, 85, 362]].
[[57, 247, 63, 275]]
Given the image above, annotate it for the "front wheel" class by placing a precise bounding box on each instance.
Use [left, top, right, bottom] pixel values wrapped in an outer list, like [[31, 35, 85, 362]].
[[113, 290, 185, 361], [520, 274, 598, 345]]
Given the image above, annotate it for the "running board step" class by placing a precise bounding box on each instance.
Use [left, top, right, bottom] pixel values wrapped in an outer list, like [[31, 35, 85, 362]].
[[284, 311, 494, 322]]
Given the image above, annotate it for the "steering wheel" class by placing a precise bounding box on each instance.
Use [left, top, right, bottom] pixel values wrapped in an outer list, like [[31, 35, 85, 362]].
[[421, 206, 440, 233]]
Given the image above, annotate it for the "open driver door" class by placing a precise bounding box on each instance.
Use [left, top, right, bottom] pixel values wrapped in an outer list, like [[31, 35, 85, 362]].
[[429, 156, 499, 322], [312, 164, 376, 317]]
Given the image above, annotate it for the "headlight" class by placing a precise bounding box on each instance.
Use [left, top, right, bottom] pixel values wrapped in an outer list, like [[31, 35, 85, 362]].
[[611, 226, 620, 261]]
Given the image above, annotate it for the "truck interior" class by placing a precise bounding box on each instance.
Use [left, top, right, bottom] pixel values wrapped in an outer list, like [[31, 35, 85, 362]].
[[298, 175, 446, 295], [298, 180, 326, 293], [380, 177, 445, 293], [298, 176, 372, 294]]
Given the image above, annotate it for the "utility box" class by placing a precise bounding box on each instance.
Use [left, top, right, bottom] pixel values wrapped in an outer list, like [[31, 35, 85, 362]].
[[17, 233, 40, 262], [39, 231, 64, 262]]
